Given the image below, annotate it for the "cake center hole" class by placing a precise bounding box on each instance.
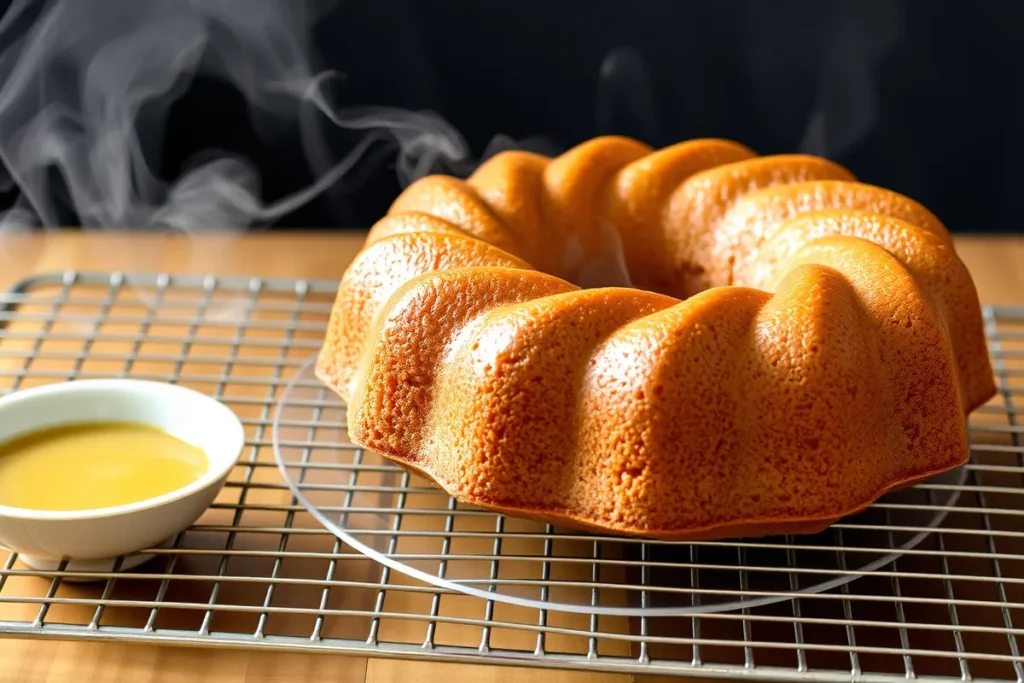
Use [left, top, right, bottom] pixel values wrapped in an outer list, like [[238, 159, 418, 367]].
[[561, 218, 636, 290]]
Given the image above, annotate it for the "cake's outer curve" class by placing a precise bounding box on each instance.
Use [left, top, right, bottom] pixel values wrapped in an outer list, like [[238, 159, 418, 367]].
[[316, 136, 997, 541]]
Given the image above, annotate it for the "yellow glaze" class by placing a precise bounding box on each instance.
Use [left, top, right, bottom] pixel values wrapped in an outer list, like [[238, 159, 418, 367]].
[[0, 422, 208, 511]]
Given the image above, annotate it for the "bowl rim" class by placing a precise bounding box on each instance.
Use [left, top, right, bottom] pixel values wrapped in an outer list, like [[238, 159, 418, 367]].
[[0, 378, 246, 522]]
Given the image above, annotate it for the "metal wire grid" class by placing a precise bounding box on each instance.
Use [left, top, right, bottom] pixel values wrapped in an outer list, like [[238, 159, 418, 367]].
[[0, 271, 1021, 682]]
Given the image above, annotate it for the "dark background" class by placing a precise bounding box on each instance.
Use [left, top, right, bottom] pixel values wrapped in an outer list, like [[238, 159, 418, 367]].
[[5, 0, 1024, 234]]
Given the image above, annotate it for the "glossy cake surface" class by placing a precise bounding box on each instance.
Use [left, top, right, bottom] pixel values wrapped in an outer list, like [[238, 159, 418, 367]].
[[316, 136, 996, 541]]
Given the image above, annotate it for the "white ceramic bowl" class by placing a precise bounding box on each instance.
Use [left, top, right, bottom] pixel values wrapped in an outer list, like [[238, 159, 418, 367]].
[[0, 379, 245, 573]]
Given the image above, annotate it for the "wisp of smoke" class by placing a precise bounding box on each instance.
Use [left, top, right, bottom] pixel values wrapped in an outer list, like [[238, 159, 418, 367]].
[[0, 0, 481, 241], [797, 1, 902, 159]]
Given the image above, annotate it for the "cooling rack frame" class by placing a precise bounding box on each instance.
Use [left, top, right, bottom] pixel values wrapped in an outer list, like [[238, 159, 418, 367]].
[[0, 270, 1022, 683]]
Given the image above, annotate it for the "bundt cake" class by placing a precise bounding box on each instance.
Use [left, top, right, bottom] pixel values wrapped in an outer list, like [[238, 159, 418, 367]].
[[316, 136, 997, 542]]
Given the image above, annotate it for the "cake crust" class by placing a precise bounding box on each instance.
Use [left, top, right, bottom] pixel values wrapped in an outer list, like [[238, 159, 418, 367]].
[[316, 136, 997, 541]]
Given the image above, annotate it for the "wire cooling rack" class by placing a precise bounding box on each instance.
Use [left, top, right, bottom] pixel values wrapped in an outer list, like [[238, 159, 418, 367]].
[[1, 271, 1024, 683]]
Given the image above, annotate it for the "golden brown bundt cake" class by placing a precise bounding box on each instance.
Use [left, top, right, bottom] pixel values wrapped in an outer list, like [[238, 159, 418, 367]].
[[316, 135, 997, 541]]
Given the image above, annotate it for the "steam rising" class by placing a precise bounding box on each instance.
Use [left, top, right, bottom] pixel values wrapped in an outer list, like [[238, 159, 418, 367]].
[[0, 0, 890, 292], [797, 2, 901, 158], [0, 0, 478, 235]]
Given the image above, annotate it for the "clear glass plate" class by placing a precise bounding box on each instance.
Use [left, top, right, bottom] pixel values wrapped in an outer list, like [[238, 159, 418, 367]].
[[273, 354, 966, 617]]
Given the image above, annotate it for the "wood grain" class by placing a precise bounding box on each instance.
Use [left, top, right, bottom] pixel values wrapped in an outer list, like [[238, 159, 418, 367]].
[[0, 230, 1019, 683]]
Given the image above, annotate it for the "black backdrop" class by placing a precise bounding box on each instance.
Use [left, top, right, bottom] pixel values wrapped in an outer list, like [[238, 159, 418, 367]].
[[6, 0, 1024, 234]]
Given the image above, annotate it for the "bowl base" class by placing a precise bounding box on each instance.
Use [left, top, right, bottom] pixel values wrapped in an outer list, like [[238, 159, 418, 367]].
[[16, 546, 165, 582]]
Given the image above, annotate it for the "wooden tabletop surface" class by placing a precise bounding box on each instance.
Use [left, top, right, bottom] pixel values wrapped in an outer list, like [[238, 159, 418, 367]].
[[0, 230, 1021, 683]]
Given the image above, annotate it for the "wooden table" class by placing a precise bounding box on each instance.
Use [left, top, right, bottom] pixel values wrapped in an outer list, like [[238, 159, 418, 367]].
[[0, 230, 1021, 683]]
